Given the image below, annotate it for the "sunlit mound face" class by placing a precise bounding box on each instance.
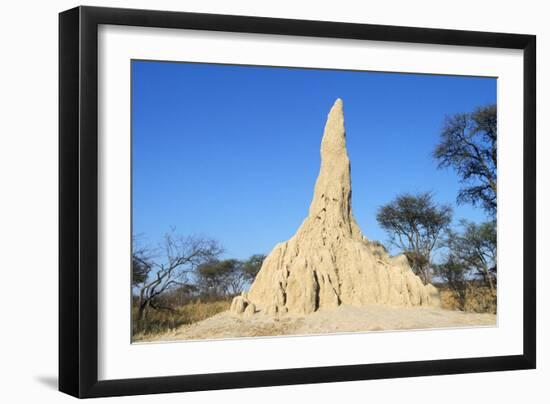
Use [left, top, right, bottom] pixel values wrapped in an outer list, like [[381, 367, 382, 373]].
[[231, 99, 440, 316]]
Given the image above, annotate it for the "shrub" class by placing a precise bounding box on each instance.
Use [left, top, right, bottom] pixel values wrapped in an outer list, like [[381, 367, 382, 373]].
[[440, 286, 496, 314], [132, 298, 231, 340]]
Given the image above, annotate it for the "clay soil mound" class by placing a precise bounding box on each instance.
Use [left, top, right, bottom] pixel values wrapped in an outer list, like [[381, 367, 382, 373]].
[[231, 99, 440, 317]]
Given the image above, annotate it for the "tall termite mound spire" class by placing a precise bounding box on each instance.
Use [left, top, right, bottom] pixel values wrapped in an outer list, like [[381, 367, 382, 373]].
[[231, 99, 439, 316], [308, 98, 362, 240]]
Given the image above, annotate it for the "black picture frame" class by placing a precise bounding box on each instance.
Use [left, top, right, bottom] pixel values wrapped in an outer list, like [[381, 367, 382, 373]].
[[59, 5, 536, 398]]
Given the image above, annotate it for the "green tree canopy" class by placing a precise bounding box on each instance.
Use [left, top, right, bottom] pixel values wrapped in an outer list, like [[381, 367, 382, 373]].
[[434, 104, 497, 216], [196, 259, 247, 297], [433, 255, 470, 309], [445, 219, 497, 291], [376, 192, 453, 284], [241, 254, 266, 283]]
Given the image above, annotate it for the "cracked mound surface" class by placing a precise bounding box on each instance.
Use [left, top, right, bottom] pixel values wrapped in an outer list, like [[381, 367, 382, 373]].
[[231, 99, 439, 316]]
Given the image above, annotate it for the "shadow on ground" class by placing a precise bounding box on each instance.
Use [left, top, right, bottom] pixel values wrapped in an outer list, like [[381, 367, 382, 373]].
[[35, 375, 58, 390]]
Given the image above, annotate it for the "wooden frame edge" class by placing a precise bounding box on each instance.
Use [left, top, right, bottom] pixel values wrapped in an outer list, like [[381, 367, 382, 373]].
[[59, 5, 537, 398]]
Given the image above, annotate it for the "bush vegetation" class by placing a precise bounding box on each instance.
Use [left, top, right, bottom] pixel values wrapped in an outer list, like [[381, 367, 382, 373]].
[[131, 233, 265, 339], [132, 298, 232, 340], [375, 104, 497, 313], [439, 285, 497, 314]]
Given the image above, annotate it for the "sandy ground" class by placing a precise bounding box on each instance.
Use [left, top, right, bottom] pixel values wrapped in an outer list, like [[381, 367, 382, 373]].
[[137, 305, 497, 343]]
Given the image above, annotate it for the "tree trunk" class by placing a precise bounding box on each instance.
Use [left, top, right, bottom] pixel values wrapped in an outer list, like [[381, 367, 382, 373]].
[[486, 269, 495, 292], [137, 300, 149, 322], [455, 289, 467, 311], [425, 267, 432, 284], [419, 265, 431, 285]]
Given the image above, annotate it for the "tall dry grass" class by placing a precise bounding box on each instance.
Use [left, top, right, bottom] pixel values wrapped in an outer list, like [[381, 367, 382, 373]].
[[132, 299, 231, 341], [439, 286, 497, 314]]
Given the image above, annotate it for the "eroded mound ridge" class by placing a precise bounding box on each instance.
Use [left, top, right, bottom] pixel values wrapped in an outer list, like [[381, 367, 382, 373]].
[[231, 99, 439, 316]]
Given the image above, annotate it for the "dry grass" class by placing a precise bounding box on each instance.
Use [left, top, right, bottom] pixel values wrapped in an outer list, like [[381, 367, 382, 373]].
[[132, 299, 231, 341], [440, 286, 497, 314], [132, 287, 496, 342]]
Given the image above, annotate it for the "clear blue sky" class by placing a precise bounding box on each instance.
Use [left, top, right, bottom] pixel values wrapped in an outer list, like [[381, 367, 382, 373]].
[[132, 60, 496, 259]]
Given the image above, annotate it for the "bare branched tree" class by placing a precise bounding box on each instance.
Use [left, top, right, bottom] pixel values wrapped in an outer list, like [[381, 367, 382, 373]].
[[132, 246, 151, 287], [133, 231, 223, 322]]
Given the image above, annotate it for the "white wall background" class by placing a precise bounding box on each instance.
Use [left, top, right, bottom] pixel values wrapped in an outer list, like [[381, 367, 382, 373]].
[[0, 0, 546, 402]]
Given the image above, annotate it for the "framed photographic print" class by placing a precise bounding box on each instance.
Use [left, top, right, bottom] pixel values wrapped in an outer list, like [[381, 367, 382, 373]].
[[59, 6, 536, 398]]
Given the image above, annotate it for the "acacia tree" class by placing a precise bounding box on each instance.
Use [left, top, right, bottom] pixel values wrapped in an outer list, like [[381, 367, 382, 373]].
[[133, 232, 223, 322], [241, 254, 266, 283], [434, 104, 497, 216], [195, 259, 247, 298], [195, 254, 266, 298], [376, 192, 452, 284], [446, 220, 497, 291]]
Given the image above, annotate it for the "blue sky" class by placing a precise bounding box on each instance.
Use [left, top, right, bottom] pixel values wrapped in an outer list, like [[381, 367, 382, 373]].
[[132, 60, 496, 259]]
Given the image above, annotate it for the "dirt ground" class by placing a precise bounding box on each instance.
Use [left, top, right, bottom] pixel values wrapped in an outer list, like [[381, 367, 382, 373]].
[[136, 304, 497, 343]]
